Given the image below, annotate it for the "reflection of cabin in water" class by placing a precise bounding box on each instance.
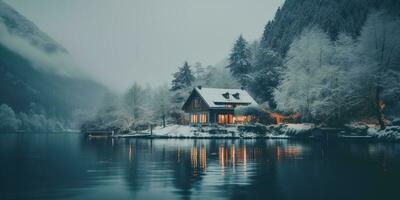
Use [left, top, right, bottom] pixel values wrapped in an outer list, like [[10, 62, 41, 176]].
[[182, 86, 258, 125]]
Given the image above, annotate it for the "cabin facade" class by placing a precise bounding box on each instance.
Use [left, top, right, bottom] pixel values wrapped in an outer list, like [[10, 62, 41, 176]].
[[182, 86, 258, 125]]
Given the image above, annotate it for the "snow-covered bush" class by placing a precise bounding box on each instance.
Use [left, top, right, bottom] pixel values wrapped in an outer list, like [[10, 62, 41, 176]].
[[279, 123, 315, 137], [390, 118, 400, 126], [0, 104, 20, 131], [368, 126, 400, 141]]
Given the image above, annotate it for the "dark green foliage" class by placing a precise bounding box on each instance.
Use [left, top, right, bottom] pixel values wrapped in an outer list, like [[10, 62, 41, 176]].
[[247, 48, 282, 107], [238, 124, 268, 135], [260, 0, 400, 57], [227, 35, 252, 87], [239, 0, 400, 107], [171, 62, 195, 91]]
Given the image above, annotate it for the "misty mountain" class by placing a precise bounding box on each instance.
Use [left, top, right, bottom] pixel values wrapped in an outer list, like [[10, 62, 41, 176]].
[[261, 0, 400, 56], [0, 1, 108, 123]]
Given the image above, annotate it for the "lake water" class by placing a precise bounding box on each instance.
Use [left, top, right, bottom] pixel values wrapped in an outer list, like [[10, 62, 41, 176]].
[[1, 133, 399, 200]]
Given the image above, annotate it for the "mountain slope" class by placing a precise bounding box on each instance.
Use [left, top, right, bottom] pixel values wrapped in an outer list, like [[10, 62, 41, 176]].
[[0, 1, 65, 53], [0, 1, 108, 123]]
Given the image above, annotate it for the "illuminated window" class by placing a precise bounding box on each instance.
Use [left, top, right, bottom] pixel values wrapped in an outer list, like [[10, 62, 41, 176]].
[[228, 114, 233, 124], [218, 114, 233, 124], [218, 114, 225, 124], [200, 113, 207, 123], [233, 115, 252, 124], [191, 114, 199, 123]]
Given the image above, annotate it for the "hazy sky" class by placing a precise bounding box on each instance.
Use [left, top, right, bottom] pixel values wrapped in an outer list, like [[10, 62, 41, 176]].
[[5, 0, 283, 91]]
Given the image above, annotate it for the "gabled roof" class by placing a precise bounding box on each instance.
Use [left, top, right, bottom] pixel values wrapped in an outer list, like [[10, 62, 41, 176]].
[[193, 87, 258, 108]]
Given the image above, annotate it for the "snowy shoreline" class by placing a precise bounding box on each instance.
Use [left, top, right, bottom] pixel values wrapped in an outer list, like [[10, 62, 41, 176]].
[[116, 123, 400, 141]]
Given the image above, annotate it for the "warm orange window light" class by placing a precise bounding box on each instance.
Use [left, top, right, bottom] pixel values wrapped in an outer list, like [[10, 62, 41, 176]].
[[218, 115, 225, 124], [191, 114, 199, 123], [218, 114, 233, 124], [269, 112, 301, 124], [233, 115, 252, 124], [200, 113, 207, 123]]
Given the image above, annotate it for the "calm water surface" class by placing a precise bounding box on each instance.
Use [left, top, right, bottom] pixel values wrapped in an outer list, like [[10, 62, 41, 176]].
[[1, 133, 400, 200]]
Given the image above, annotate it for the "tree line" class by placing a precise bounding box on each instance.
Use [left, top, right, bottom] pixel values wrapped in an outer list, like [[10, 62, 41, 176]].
[[226, 12, 400, 128]]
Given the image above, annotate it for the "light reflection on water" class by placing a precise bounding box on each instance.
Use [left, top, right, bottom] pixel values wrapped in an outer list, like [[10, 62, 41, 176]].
[[0, 133, 400, 200]]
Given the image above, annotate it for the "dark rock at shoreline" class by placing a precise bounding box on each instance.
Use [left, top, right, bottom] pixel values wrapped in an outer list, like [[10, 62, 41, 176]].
[[344, 124, 369, 136]]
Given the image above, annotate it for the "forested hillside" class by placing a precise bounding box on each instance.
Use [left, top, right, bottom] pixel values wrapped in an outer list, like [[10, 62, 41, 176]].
[[223, 0, 400, 127], [260, 0, 400, 56]]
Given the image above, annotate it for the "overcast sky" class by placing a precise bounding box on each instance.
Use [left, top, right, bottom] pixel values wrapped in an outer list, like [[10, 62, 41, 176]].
[[5, 0, 283, 91]]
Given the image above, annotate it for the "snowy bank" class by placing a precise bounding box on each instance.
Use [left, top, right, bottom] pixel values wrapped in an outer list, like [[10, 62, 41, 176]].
[[342, 122, 400, 141], [368, 126, 400, 141], [147, 123, 316, 139], [115, 123, 400, 141], [277, 123, 315, 137], [149, 125, 239, 138]]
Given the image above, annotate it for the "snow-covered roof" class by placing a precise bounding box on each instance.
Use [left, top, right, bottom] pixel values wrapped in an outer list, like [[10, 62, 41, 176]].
[[194, 87, 258, 108]]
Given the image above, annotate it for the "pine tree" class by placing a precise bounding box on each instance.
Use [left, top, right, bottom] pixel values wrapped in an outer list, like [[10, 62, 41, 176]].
[[227, 35, 252, 87], [171, 61, 195, 91], [248, 47, 282, 108]]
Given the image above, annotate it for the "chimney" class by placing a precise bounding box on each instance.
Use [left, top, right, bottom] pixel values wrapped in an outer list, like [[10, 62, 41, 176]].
[[197, 85, 202, 90]]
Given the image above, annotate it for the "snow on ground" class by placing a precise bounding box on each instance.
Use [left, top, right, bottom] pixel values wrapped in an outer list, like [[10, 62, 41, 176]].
[[151, 125, 196, 137], [150, 125, 240, 138], [135, 123, 400, 141], [148, 123, 315, 139]]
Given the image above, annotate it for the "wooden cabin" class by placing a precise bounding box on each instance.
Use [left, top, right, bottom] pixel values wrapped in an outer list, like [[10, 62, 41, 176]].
[[182, 86, 258, 125]]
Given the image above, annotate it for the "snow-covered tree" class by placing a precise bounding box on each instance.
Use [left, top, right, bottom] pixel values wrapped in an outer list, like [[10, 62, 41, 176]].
[[151, 84, 171, 127], [355, 12, 400, 129], [124, 83, 147, 121], [227, 35, 252, 87], [0, 104, 20, 131], [171, 61, 195, 91], [274, 13, 400, 126], [274, 28, 332, 121], [193, 62, 206, 80], [273, 28, 359, 124], [204, 66, 241, 89], [81, 93, 131, 133]]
